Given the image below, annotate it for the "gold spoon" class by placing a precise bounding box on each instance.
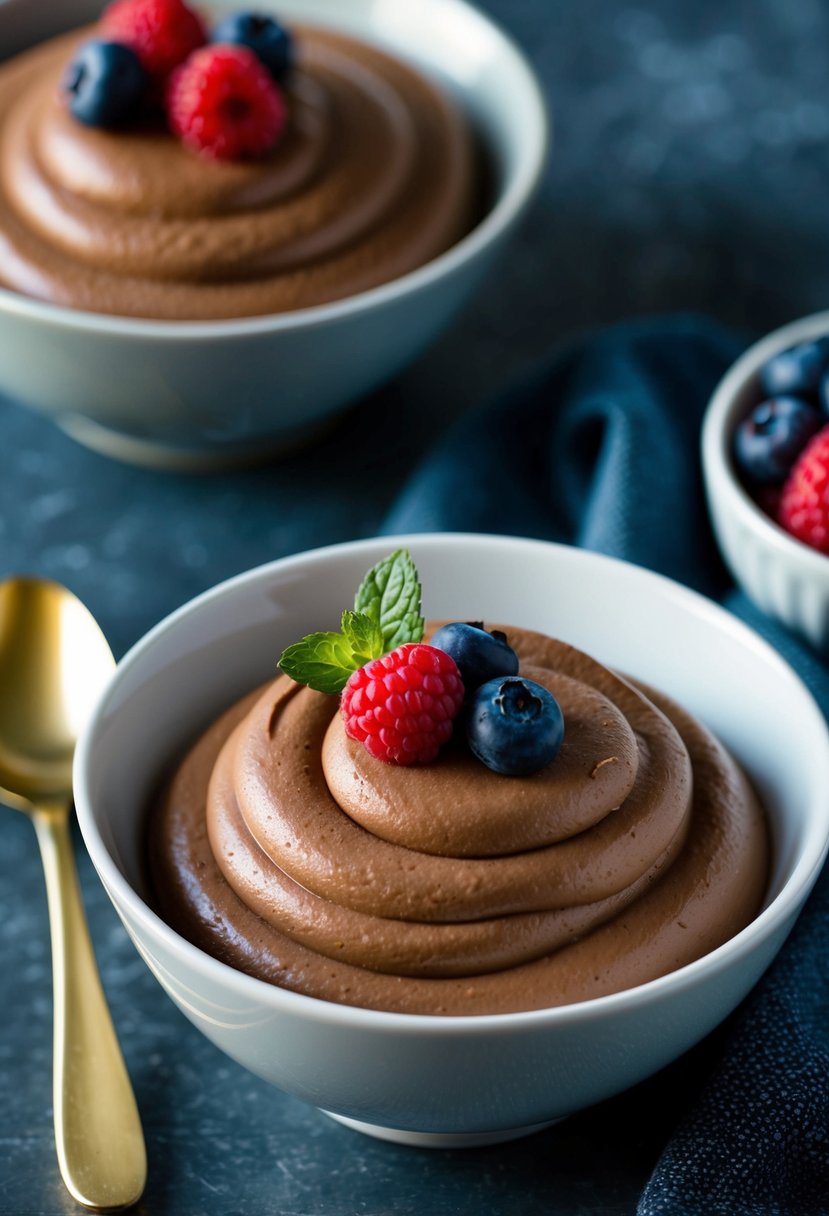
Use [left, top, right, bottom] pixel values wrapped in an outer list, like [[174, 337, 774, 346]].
[[0, 576, 146, 1211]]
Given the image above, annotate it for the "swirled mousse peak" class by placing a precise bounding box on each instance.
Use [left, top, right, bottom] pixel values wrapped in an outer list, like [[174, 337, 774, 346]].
[[0, 3, 479, 317], [149, 552, 770, 1016]]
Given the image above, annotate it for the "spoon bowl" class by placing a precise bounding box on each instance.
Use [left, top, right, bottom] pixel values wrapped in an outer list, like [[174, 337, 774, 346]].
[[0, 578, 115, 801], [0, 577, 146, 1211]]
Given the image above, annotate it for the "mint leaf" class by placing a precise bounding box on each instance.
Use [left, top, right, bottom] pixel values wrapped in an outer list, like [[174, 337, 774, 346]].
[[341, 609, 384, 666], [279, 611, 384, 693], [279, 628, 360, 695], [354, 548, 424, 650], [278, 550, 424, 693]]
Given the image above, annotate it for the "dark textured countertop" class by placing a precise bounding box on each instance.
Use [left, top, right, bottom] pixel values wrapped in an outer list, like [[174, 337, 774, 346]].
[[2, 1, 829, 1213]]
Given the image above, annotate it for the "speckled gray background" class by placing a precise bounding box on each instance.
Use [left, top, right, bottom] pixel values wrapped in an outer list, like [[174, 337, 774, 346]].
[[1, 1, 828, 1213]]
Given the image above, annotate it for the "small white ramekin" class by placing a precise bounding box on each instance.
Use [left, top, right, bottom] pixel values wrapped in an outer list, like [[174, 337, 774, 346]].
[[702, 311, 829, 654]]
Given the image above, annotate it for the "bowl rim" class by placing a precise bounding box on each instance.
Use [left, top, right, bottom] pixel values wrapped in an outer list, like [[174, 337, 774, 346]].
[[702, 309, 829, 584], [74, 533, 829, 1034], [0, 0, 549, 339]]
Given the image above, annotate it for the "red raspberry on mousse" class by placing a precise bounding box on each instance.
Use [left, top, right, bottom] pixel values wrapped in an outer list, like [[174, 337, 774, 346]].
[[166, 44, 287, 160], [101, 0, 207, 77], [341, 643, 465, 766]]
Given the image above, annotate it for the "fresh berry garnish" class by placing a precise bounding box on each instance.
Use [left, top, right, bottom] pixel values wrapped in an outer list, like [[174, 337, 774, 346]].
[[211, 11, 293, 81], [101, 0, 206, 77], [759, 339, 829, 401], [733, 397, 822, 484], [62, 39, 148, 127], [430, 621, 519, 692], [341, 643, 465, 765], [466, 677, 564, 776], [166, 44, 286, 160], [279, 550, 465, 765], [778, 425, 829, 555]]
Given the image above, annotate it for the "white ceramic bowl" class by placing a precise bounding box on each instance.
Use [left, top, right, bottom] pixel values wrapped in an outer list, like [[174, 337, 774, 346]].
[[0, 0, 547, 469], [73, 533, 829, 1147], [702, 312, 829, 654]]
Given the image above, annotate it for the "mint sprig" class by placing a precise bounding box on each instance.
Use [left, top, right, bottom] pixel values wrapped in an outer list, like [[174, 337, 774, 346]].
[[278, 549, 424, 693], [354, 547, 423, 651]]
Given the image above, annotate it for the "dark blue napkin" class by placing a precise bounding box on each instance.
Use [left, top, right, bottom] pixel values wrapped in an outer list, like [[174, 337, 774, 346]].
[[381, 314, 829, 1216]]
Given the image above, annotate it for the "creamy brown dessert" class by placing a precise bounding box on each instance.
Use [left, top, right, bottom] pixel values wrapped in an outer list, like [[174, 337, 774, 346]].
[[148, 624, 770, 1016], [0, 24, 478, 319]]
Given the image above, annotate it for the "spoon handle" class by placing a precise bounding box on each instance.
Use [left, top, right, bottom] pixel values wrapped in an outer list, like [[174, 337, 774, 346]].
[[33, 805, 147, 1211]]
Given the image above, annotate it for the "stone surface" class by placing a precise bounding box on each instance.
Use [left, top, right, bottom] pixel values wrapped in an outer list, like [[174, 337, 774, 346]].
[[1, 0, 828, 1211]]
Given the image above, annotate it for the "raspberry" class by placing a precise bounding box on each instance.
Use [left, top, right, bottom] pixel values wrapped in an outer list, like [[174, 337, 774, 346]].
[[778, 424, 829, 554], [166, 45, 286, 160], [102, 0, 206, 76], [341, 644, 465, 765]]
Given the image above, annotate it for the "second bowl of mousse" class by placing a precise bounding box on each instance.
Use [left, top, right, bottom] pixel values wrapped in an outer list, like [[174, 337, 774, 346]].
[[74, 535, 829, 1145], [0, 0, 547, 467]]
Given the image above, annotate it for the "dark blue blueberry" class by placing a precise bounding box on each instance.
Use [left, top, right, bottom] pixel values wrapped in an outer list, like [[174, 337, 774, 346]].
[[430, 622, 519, 693], [732, 396, 822, 484], [62, 40, 147, 128], [466, 676, 564, 776], [759, 339, 829, 400], [212, 12, 293, 81]]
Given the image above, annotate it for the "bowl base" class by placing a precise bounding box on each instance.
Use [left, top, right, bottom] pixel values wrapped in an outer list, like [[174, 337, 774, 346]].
[[57, 411, 333, 472], [322, 1110, 558, 1147]]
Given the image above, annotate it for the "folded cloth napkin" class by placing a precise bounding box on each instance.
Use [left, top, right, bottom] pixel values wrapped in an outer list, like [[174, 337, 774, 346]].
[[381, 315, 829, 1216]]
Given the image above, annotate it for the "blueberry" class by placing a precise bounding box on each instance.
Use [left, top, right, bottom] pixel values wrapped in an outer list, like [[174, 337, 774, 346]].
[[466, 677, 564, 776], [430, 622, 519, 693], [212, 12, 293, 81], [732, 396, 821, 484], [759, 339, 829, 400], [62, 40, 147, 128]]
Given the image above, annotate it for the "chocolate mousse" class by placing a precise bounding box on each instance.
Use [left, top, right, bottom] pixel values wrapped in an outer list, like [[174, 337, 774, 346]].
[[148, 624, 770, 1016], [0, 22, 479, 319]]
